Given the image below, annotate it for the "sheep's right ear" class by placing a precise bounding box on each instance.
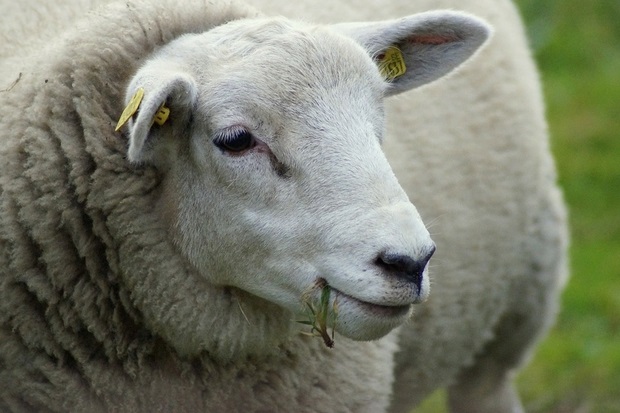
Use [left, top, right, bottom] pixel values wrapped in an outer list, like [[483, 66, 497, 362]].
[[117, 65, 197, 163]]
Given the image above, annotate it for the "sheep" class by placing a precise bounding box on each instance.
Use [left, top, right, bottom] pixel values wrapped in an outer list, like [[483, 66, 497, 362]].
[[0, 0, 568, 412]]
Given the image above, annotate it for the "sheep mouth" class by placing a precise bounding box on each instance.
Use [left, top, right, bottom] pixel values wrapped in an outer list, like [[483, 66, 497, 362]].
[[330, 287, 412, 318], [299, 279, 413, 342], [301, 278, 411, 320]]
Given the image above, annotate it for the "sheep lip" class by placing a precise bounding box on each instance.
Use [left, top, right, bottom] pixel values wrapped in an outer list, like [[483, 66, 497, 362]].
[[331, 287, 411, 318]]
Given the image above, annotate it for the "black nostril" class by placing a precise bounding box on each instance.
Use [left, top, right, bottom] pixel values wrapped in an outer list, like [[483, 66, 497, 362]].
[[376, 246, 435, 288], [376, 253, 419, 277]]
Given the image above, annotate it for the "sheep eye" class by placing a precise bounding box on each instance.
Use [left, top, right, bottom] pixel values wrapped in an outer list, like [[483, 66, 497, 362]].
[[214, 127, 256, 153]]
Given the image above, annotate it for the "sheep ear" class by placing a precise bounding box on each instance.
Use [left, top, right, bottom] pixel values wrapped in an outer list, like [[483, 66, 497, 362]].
[[333, 11, 492, 96], [118, 67, 197, 163]]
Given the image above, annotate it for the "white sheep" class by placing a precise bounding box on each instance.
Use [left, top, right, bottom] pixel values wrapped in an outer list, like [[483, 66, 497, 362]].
[[0, 0, 568, 412]]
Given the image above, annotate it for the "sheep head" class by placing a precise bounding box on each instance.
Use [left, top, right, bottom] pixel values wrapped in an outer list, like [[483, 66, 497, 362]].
[[118, 11, 490, 355]]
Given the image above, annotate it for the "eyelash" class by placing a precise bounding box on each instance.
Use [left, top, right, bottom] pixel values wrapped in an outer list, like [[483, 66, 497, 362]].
[[213, 126, 257, 154]]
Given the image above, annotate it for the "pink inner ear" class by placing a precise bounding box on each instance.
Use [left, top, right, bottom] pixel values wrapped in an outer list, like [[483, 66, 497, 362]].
[[408, 34, 458, 45]]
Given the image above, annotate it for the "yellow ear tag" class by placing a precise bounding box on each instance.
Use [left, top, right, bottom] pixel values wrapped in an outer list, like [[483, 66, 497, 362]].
[[115, 88, 144, 132], [152, 104, 170, 126], [378, 46, 407, 81]]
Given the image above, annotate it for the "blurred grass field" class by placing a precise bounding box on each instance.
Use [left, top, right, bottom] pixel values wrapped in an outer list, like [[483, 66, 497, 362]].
[[417, 1, 620, 412]]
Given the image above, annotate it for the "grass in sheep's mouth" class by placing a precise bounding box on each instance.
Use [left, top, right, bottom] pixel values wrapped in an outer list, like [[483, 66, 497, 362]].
[[298, 279, 338, 348]]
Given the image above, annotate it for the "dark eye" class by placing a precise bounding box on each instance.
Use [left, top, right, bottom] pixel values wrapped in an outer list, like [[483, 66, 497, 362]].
[[214, 126, 256, 153]]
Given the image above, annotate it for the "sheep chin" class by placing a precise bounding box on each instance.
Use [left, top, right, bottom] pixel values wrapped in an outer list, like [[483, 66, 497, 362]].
[[334, 294, 413, 341]]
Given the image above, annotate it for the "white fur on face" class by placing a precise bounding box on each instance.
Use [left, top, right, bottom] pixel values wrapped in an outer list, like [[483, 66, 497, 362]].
[[137, 18, 435, 345]]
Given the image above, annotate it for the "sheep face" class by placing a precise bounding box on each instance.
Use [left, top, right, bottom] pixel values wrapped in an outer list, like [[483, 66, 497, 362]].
[[121, 13, 490, 350]]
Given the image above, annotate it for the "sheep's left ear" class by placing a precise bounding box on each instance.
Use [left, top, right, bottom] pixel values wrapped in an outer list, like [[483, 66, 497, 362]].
[[333, 11, 492, 96], [116, 64, 198, 163]]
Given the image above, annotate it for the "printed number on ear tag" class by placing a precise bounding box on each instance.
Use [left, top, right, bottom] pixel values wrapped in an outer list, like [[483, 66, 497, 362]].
[[378, 46, 407, 81], [115, 88, 144, 132], [153, 104, 170, 126]]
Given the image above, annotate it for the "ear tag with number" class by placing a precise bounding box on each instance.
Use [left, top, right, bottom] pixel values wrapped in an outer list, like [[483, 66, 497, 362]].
[[115, 88, 171, 132], [115, 88, 144, 132], [152, 104, 170, 126], [378, 46, 407, 81]]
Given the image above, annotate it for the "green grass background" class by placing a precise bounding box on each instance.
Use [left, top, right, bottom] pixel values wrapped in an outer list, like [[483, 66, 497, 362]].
[[416, 1, 620, 412]]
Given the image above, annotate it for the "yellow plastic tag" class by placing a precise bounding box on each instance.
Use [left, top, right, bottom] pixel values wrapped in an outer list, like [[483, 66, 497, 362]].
[[152, 104, 170, 126], [378, 46, 407, 81], [115, 88, 144, 132]]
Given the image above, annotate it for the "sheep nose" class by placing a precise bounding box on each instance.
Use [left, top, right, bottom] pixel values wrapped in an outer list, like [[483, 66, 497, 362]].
[[375, 246, 436, 288]]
